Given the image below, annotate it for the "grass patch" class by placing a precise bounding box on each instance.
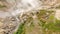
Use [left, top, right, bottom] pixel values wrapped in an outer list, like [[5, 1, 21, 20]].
[[14, 23, 25, 34], [14, 9, 60, 34]]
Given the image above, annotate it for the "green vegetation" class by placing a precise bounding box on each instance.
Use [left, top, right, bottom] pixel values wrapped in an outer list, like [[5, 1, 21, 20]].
[[14, 22, 25, 34], [48, 19, 60, 31], [14, 9, 60, 34]]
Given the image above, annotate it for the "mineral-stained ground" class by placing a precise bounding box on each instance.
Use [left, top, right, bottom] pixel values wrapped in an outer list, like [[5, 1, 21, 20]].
[[0, 0, 60, 34]]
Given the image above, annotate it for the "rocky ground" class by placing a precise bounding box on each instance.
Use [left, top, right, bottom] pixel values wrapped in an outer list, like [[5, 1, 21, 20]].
[[0, 0, 60, 34]]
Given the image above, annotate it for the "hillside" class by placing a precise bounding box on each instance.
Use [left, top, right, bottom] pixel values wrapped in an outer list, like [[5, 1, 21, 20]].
[[0, 0, 60, 34]]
